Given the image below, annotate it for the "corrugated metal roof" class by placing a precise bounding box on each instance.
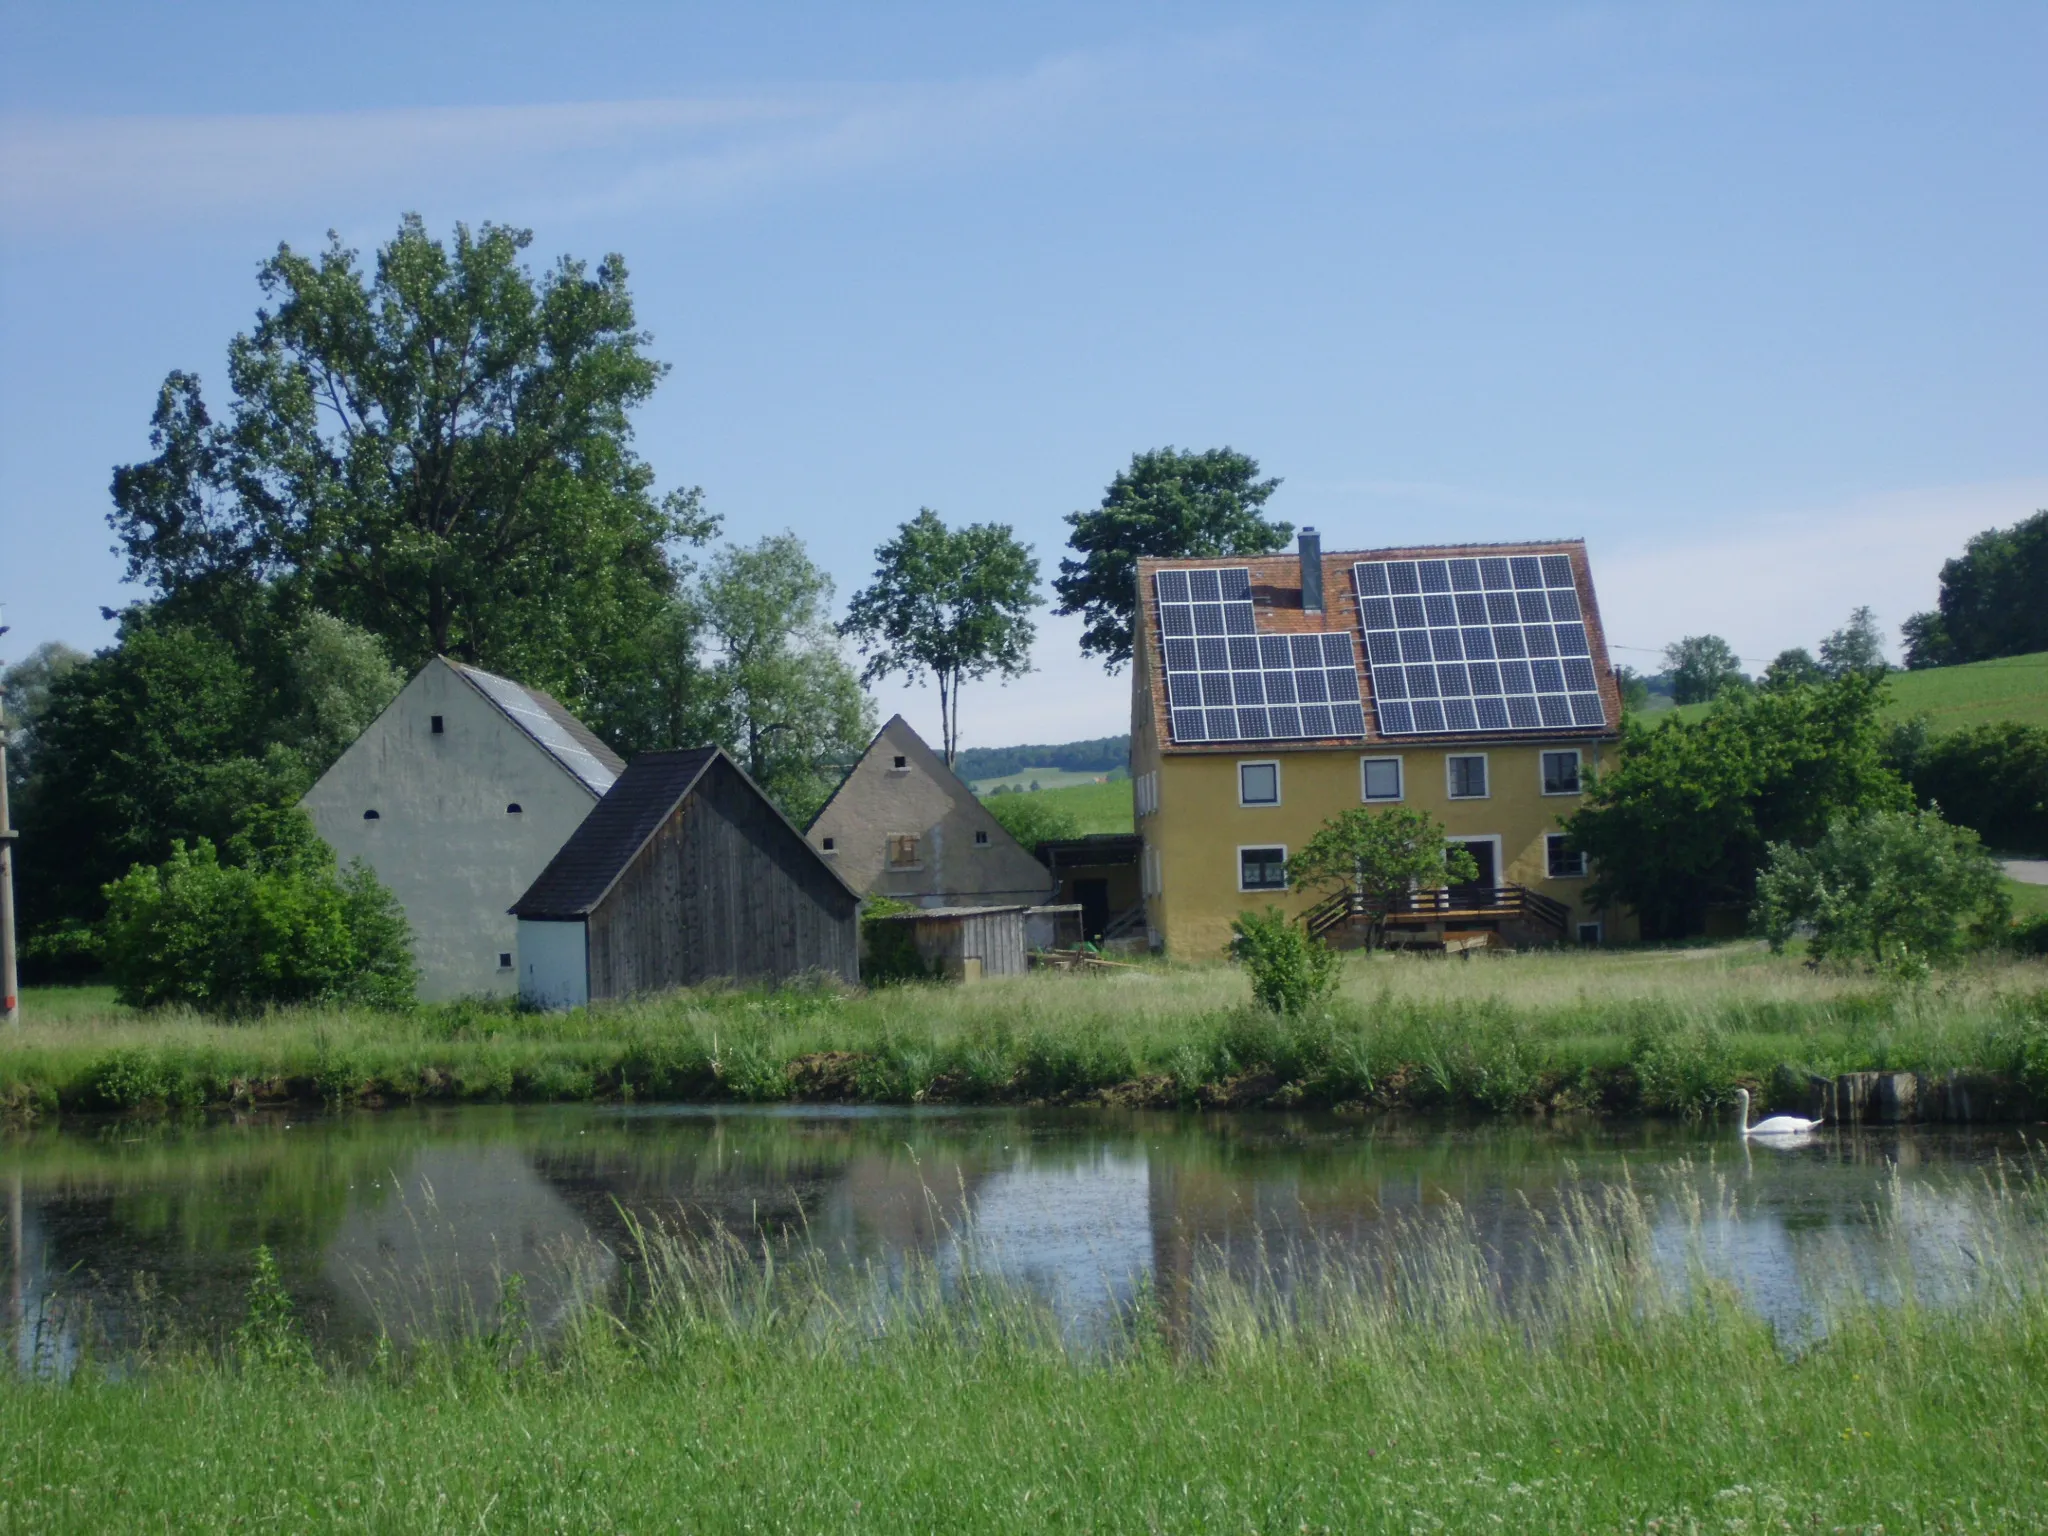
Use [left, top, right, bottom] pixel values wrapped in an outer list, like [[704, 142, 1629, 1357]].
[[449, 661, 625, 795], [510, 747, 719, 920]]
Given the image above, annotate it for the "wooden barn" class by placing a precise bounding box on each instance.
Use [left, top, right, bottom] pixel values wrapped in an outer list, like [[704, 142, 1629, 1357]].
[[511, 747, 860, 1008]]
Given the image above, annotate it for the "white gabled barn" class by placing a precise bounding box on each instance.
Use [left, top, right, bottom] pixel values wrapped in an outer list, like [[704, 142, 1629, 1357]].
[[302, 657, 623, 1001]]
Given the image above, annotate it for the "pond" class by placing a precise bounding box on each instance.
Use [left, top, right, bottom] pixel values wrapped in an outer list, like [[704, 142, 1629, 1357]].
[[3, 1104, 2040, 1367]]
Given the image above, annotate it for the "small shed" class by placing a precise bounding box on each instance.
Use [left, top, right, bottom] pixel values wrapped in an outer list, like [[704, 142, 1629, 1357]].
[[863, 905, 1031, 982], [511, 747, 860, 1008]]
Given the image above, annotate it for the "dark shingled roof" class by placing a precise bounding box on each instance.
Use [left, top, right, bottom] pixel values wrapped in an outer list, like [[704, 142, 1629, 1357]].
[[510, 747, 719, 920]]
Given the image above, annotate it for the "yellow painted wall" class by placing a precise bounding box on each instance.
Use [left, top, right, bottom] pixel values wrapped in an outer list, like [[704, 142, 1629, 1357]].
[[1141, 741, 1633, 958]]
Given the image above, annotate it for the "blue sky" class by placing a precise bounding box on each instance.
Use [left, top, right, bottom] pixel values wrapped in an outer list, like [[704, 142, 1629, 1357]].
[[2, 2, 2043, 748]]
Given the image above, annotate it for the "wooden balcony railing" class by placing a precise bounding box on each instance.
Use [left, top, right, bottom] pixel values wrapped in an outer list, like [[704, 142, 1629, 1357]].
[[1303, 883, 1572, 945]]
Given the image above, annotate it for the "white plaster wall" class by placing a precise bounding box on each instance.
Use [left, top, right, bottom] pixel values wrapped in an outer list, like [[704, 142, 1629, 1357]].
[[303, 659, 602, 1001], [517, 920, 589, 1011]]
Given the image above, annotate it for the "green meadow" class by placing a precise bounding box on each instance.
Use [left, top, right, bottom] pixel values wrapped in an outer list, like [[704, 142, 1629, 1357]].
[[986, 774, 1135, 834]]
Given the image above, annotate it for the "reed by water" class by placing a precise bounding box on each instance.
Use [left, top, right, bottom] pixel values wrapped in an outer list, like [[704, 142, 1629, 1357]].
[[4, 1155, 2045, 1530]]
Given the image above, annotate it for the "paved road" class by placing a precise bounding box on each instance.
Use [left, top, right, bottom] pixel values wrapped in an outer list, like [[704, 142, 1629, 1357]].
[[2005, 859, 2048, 886]]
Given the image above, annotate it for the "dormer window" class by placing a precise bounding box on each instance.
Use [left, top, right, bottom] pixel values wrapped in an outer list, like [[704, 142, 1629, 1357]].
[[363, 809, 381, 820], [506, 803, 523, 815]]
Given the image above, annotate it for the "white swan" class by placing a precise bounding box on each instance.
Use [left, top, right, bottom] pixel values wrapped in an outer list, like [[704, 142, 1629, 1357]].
[[1734, 1087, 1824, 1136]]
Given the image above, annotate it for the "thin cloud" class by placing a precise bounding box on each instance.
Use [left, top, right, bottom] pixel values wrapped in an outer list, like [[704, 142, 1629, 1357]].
[[0, 42, 1226, 236]]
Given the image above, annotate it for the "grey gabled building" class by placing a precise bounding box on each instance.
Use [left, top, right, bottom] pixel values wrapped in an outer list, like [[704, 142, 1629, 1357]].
[[511, 747, 860, 1008], [805, 716, 1054, 909]]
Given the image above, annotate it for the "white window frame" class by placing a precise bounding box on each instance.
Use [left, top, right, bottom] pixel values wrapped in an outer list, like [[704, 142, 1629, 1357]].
[[1545, 833, 1587, 880], [1540, 748, 1584, 797], [1360, 755, 1404, 803], [1446, 753, 1490, 800], [1237, 759, 1282, 808], [1577, 921, 1603, 946], [1237, 843, 1289, 893]]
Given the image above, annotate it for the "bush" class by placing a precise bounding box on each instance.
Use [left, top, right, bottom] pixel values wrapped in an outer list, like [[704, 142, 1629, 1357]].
[[101, 811, 416, 1014], [1228, 907, 1341, 1016], [2006, 912, 2048, 957], [1753, 807, 2010, 972], [859, 898, 930, 985]]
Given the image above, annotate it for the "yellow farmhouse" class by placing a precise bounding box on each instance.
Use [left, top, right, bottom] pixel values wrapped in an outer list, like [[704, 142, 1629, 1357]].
[[1130, 531, 1637, 958]]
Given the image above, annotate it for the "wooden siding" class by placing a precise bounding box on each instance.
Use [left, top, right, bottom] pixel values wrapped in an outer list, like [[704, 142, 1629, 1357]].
[[904, 908, 1029, 977], [585, 758, 859, 997]]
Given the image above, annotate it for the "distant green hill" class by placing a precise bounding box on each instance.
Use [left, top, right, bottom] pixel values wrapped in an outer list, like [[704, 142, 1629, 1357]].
[[1654, 651, 2048, 734], [954, 736, 1128, 782]]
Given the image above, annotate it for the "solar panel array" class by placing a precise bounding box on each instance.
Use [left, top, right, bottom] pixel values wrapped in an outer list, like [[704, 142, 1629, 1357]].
[[463, 669, 622, 795], [1154, 567, 1366, 744], [1353, 555, 1607, 735]]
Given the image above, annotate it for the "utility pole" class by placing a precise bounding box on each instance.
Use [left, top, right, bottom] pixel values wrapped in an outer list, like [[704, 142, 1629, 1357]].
[[0, 607, 16, 1027]]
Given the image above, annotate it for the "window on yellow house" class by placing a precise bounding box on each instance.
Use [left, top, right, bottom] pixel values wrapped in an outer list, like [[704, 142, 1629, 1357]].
[[1541, 750, 1582, 795], [1239, 846, 1287, 891]]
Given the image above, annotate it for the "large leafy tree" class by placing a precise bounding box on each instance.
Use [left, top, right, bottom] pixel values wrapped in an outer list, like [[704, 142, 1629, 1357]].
[[1285, 805, 1478, 950], [842, 510, 1041, 764], [1818, 605, 1887, 677], [16, 611, 402, 942], [696, 535, 874, 824], [1754, 808, 2009, 970], [107, 215, 712, 706], [1565, 674, 1909, 936], [1902, 510, 2048, 668], [1055, 447, 1289, 668], [1661, 634, 1746, 705]]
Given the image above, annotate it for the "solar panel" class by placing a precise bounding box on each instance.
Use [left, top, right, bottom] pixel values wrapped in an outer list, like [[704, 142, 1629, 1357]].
[[464, 669, 622, 794], [1353, 556, 1606, 735], [1155, 569, 1366, 744]]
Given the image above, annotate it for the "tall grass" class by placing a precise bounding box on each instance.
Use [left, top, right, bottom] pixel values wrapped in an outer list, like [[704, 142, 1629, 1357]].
[[6, 945, 2046, 1119], [5, 1162, 2046, 1530]]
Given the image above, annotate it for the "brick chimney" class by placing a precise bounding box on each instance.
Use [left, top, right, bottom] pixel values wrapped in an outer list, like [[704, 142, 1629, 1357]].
[[1299, 527, 1323, 613]]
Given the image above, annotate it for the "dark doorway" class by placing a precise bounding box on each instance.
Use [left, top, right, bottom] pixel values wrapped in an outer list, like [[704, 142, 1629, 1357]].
[[1075, 878, 1111, 941], [1449, 840, 1496, 905]]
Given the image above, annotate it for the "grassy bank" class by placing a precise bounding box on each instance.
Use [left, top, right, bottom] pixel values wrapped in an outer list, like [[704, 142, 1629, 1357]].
[[6, 1177, 2046, 1530], [5, 946, 2046, 1120]]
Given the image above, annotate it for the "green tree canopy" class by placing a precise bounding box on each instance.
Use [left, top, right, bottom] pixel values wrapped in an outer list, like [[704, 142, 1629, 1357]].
[[1284, 804, 1478, 950], [842, 510, 1041, 764], [695, 535, 875, 825], [1890, 720, 2048, 856], [1054, 447, 1288, 669], [107, 215, 714, 709], [1902, 510, 2048, 668], [1753, 807, 2008, 971], [1818, 605, 1887, 677], [1565, 674, 1909, 937], [1661, 634, 1746, 705], [1761, 647, 1824, 691], [17, 612, 402, 936], [1, 640, 87, 787]]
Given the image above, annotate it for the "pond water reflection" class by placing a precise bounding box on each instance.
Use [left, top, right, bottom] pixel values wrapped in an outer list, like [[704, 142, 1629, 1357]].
[[3, 1104, 2039, 1364]]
